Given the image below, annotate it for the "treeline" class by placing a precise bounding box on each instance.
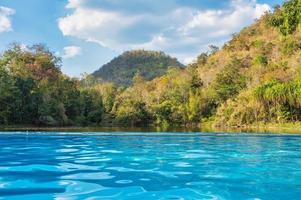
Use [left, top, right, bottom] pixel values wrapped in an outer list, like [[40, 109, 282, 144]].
[[0, 43, 256, 127], [0, 45, 105, 126], [1, 0, 301, 127], [0, 43, 231, 127]]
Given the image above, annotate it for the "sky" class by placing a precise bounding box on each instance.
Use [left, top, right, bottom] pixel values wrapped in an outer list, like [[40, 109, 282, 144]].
[[0, 0, 284, 77]]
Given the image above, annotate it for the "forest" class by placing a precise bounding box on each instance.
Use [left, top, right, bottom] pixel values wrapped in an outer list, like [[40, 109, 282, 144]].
[[93, 50, 185, 86], [1, 0, 301, 128]]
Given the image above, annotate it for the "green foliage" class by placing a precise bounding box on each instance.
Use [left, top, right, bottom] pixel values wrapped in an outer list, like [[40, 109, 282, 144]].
[[97, 83, 118, 113], [114, 99, 149, 126], [0, 64, 18, 124], [153, 101, 173, 124], [280, 36, 301, 55], [77, 89, 103, 125], [2, 0, 301, 128], [252, 40, 265, 48], [254, 79, 301, 107], [0, 44, 105, 126], [214, 90, 259, 127], [196, 53, 208, 66], [132, 71, 145, 85], [215, 79, 301, 127], [212, 59, 246, 102], [93, 50, 185, 86], [186, 91, 202, 123], [253, 55, 268, 66], [269, 0, 301, 35]]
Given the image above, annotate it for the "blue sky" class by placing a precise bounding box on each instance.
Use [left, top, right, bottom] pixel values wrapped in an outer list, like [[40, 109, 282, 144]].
[[0, 0, 284, 77]]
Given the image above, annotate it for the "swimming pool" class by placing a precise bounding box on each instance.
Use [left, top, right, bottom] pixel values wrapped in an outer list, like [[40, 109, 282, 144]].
[[0, 132, 300, 199]]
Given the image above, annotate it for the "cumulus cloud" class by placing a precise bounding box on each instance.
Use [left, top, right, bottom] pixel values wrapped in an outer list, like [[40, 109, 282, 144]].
[[58, 0, 271, 62], [0, 6, 15, 33], [179, 0, 270, 37], [62, 46, 82, 59]]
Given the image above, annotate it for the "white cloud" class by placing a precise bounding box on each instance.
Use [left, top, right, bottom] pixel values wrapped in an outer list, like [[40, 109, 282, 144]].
[[58, 3, 140, 49], [179, 0, 270, 36], [0, 6, 15, 33], [58, 0, 271, 62], [62, 46, 82, 59]]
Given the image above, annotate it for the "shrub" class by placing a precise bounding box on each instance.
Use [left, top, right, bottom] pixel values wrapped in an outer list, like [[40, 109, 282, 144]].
[[281, 37, 301, 55], [253, 55, 268, 66], [214, 90, 261, 127], [212, 59, 247, 102], [269, 0, 301, 35]]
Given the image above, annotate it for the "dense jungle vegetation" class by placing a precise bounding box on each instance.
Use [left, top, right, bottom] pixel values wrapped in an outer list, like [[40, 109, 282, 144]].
[[1, 0, 301, 127]]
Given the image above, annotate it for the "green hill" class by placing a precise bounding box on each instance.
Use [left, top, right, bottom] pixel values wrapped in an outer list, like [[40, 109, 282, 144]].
[[192, 0, 301, 127], [108, 0, 301, 127], [2, 0, 301, 128], [92, 50, 185, 86]]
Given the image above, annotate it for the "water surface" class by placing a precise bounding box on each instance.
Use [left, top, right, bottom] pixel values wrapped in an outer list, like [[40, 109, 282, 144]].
[[0, 132, 301, 199]]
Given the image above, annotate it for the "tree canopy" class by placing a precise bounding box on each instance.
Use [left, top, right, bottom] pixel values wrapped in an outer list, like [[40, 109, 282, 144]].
[[1, 0, 301, 128], [92, 50, 185, 86]]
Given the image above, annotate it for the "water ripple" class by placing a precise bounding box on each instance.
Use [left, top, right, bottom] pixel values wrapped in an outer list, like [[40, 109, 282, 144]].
[[0, 133, 301, 199]]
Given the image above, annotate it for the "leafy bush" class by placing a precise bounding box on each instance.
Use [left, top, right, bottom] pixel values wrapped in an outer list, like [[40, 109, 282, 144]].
[[115, 100, 149, 126], [212, 59, 246, 102], [281, 36, 301, 55], [254, 79, 301, 122], [214, 90, 261, 127], [269, 0, 301, 35], [253, 55, 268, 66], [252, 40, 265, 48]]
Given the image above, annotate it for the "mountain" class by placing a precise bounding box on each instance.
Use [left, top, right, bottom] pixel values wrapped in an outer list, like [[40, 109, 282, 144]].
[[2, 0, 301, 128], [108, 0, 301, 127], [92, 50, 185, 86]]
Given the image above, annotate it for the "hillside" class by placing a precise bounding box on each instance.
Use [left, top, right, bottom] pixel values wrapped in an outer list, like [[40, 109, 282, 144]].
[[92, 50, 185, 86], [192, 0, 301, 127], [1, 0, 301, 128], [107, 0, 301, 126]]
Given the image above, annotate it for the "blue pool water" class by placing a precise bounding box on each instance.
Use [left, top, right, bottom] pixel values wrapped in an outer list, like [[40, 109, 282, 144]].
[[0, 132, 301, 199]]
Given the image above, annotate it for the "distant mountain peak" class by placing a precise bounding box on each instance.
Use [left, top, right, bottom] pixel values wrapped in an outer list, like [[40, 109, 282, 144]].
[[92, 50, 185, 86]]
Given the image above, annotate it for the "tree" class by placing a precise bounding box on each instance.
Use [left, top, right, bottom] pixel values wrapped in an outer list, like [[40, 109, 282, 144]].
[[212, 59, 246, 103], [132, 71, 145, 85], [209, 45, 219, 55], [0, 64, 18, 124], [269, 0, 301, 35]]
